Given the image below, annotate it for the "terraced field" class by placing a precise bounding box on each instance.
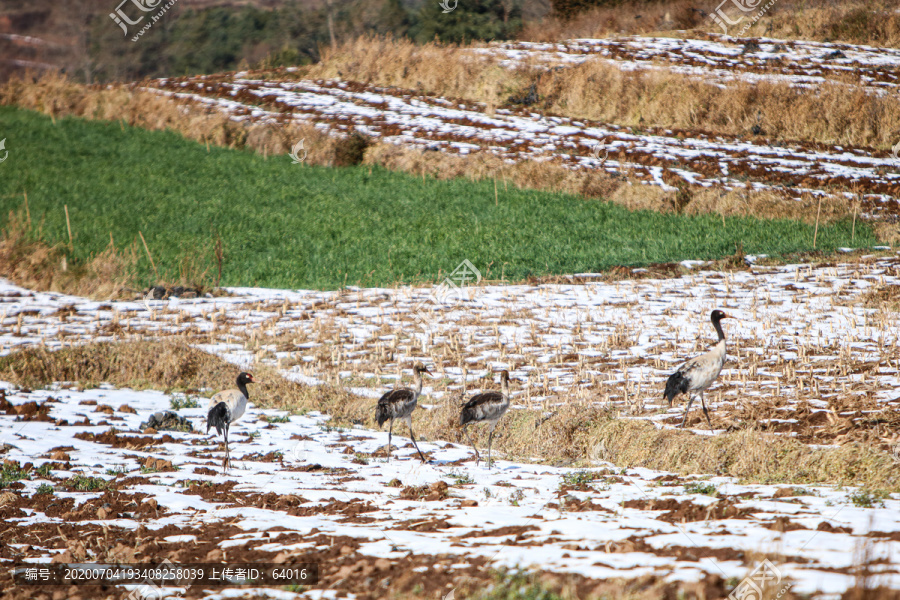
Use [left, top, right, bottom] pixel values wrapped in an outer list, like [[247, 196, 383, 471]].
[[146, 32, 900, 219]]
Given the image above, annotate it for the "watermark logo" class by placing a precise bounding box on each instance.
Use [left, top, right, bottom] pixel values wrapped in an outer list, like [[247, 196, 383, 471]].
[[591, 143, 608, 166], [729, 559, 791, 600], [110, 0, 179, 42], [142, 290, 154, 312], [0, 138, 7, 163], [289, 139, 308, 164], [412, 259, 482, 325], [289, 441, 307, 462], [709, 0, 777, 35], [110, 0, 161, 34], [439, 0, 458, 13]]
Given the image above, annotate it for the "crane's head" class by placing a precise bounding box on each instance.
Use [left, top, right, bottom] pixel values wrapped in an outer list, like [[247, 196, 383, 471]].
[[710, 309, 731, 322], [499, 370, 510, 382], [237, 372, 257, 386], [413, 363, 431, 376]]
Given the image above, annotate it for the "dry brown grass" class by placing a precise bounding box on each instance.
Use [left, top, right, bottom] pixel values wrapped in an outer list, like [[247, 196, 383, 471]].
[[872, 221, 900, 247], [0, 208, 137, 299], [0, 340, 359, 417], [3, 340, 898, 492], [686, 188, 853, 226], [860, 282, 900, 310], [0, 203, 230, 299], [306, 36, 527, 109], [367, 144, 856, 224], [724, 0, 900, 47], [521, 0, 705, 42], [512, 61, 900, 150], [363, 143, 622, 200], [310, 35, 900, 150], [0, 72, 341, 166], [593, 419, 899, 491], [521, 0, 900, 48]]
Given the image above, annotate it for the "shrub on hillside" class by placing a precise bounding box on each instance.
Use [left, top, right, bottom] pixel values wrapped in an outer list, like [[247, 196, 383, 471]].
[[412, 0, 523, 43], [333, 131, 372, 166]]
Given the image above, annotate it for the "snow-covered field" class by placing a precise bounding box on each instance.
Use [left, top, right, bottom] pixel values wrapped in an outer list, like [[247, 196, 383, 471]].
[[1, 384, 899, 599], [2, 251, 900, 598], [480, 33, 900, 94], [3, 253, 900, 443]]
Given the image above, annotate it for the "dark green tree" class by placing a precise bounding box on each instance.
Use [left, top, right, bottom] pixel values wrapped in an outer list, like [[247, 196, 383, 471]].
[[412, 0, 522, 44]]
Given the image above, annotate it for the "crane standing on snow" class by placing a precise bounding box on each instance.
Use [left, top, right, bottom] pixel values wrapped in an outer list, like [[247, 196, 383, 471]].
[[460, 370, 511, 468], [664, 310, 733, 429], [207, 372, 256, 472], [375, 363, 429, 462]]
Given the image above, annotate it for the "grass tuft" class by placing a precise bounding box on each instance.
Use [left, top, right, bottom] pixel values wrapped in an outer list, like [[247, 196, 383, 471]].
[[849, 489, 890, 509], [0, 462, 30, 489], [560, 470, 603, 490], [66, 474, 111, 492], [34, 483, 54, 495], [169, 396, 200, 410], [683, 481, 718, 496]]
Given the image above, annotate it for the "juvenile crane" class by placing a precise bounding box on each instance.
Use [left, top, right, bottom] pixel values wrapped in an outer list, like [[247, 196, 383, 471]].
[[207, 372, 256, 472], [664, 310, 732, 429], [376, 363, 429, 462], [460, 370, 510, 468]]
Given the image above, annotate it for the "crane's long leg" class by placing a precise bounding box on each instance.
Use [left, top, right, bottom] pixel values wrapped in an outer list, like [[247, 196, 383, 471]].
[[464, 425, 481, 465], [486, 420, 501, 468], [387, 419, 394, 462], [408, 419, 427, 463], [680, 395, 696, 428], [223, 423, 230, 472], [699, 393, 713, 430], [487, 430, 494, 469]]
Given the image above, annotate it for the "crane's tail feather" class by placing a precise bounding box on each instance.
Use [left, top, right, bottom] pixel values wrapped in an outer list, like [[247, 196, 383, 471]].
[[664, 372, 690, 405], [207, 402, 229, 435]]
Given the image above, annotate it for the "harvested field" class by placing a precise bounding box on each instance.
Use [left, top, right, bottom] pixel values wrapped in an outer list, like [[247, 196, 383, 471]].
[[5, 253, 900, 450], [3, 251, 900, 596], [0, 383, 898, 600]]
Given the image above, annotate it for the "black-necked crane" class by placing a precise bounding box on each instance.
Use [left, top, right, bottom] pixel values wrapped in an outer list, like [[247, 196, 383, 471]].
[[207, 372, 256, 471], [460, 370, 510, 468], [375, 363, 429, 462], [663, 310, 732, 429]]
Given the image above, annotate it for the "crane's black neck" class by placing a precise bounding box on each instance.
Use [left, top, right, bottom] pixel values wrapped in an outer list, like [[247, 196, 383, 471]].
[[237, 380, 250, 399], [712, 315, 726, 342]]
